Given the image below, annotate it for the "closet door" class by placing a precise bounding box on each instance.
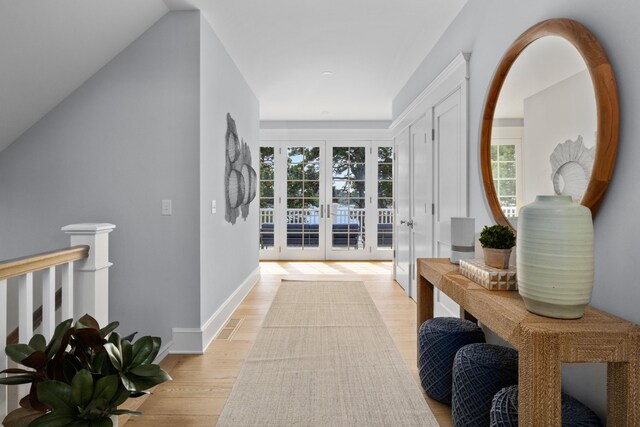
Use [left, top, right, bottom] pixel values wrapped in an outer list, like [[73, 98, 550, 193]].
[[394, 128, 411, 293], [433, 87, 467, 317], [410, 115, 433, 301]]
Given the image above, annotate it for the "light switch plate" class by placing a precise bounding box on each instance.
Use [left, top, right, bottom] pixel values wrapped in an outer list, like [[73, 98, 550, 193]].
[[211, 200, 217, 214], [162, 200, 172, 216]]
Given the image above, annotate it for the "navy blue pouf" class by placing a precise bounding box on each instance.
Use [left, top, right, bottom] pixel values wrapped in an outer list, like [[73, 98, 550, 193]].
[[490, 385, 603, 427], [451, 343, 519, 427], [418, 317, 485, 404]]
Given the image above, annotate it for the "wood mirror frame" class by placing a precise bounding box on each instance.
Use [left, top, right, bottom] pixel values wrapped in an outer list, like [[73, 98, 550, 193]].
[[480, 18, 619, 229]]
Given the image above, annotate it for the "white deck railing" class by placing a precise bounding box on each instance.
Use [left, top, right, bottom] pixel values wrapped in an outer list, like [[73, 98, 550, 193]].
[[0, 223, 115, 418], [259, 208, 394, 225]]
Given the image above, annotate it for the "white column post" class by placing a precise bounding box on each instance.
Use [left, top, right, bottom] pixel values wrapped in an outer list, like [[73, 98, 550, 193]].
[[61, 223, 115, 326]]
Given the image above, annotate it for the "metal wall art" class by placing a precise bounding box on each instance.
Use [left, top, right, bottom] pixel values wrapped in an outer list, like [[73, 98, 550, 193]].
[[225, 113, 257, 224], [549, 135, 594, 202]]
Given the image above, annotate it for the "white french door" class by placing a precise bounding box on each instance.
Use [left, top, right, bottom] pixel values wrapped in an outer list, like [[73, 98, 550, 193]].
[[258, 141, 393, 260]]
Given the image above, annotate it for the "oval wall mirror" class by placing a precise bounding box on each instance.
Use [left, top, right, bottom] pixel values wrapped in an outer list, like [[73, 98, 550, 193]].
[[480, 19, 619, 230]]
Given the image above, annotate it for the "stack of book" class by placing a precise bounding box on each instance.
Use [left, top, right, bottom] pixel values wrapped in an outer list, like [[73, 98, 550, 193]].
[[459, 258, 517, 291]]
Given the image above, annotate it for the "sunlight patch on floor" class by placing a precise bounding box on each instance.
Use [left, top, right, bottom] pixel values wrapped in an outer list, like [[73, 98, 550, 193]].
[[335, 262, 392, 275]]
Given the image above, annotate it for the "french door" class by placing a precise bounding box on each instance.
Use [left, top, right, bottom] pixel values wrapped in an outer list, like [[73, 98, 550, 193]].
[[258, 141, 393, 260]]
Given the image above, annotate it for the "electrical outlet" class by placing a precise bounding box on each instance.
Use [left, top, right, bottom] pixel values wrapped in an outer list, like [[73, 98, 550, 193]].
[[162, 200, 172, 216]]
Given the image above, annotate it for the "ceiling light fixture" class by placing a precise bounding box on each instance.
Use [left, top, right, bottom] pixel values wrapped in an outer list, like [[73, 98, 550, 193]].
[[321, 71, 334, 76]]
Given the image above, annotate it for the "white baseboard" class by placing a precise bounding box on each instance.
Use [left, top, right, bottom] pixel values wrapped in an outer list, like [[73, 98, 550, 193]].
[[170, 266, 260, 354], [154, 339, 173, 363]]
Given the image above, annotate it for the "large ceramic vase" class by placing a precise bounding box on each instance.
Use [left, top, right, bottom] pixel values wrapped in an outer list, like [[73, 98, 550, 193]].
[[516, 195, 594, 319]]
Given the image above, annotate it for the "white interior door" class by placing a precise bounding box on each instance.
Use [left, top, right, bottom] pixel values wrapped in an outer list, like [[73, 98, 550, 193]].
[[394, 128, 411, 293], [433, 88, 467, 317], [410, 116, 433, 301]]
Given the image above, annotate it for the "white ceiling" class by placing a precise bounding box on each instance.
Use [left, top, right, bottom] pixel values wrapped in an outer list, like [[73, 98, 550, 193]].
[[0, 0, 467, 152], [495, 36, 588, 119], [0, 0, 169, 152], [165, 0, 467, 121]]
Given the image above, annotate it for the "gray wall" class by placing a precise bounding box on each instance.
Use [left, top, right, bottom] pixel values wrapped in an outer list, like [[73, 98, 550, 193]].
[[199, 16, 260, 325], [393, 0, 640, 419], [0, 12, 202, 347]]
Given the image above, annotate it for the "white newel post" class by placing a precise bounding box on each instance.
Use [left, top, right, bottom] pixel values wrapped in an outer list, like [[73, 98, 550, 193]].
[[61, 223, 116, 325]]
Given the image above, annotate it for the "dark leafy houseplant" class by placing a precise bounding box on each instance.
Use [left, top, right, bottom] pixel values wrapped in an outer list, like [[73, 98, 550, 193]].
[[0, 314, 171, 427], [479, 225, 516, 249]]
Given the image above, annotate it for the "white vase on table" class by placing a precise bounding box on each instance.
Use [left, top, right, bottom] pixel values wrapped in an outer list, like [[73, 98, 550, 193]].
[[516, 195, 594, 319]]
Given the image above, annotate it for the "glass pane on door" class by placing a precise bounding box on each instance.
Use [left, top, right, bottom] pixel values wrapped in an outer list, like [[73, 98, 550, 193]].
[[287, 146, 320, 249], [377, 146, 394, 249], [331, 146, 366, 251], [258, 147, 275, 250]]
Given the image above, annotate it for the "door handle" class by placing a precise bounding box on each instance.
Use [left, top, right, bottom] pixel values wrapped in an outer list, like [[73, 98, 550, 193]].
[[400, 219, 414, 228], [327, 204, 331, 218], [320, 204, 324, 219]]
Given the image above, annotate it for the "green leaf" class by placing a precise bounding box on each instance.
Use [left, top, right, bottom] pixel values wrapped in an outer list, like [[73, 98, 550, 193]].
[[45, 319, 73, 358], [0, 374, 37, 385], [36, 380, 73, 411], [125, 371, 171, 391], [84, 397, 109, 417], [103, 343, 122, 371], [128, 364, 161, 377], [121, 339, 132, 368], [129, 337, 154, 369], [144, 337, 161, 365], [99, 322, 119, 339], [71, 369, 93, 408], [27, 408, 75, 427], [107, 332, 120, 348], [28, 335, 46, 353], [93, 375, 118, 402], [109, 383, 130, 407], [118, 373, 136, 392], [77, 314, 100, 330], [6, 344, 35, 364]]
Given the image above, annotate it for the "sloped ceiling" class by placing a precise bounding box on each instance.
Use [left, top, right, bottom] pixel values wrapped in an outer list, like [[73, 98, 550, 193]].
[[161, 0, 468, 121], [0, 0, 169, 152], [0, 0, 467, 152]]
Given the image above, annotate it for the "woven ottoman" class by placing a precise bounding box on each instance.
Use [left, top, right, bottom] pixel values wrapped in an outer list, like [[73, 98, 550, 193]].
[[490, 385, 602, 426], [452, 343, 518, 427], [418, 317, 485, 404]]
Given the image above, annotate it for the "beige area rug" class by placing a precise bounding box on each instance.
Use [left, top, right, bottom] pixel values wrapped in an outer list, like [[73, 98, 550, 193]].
[[217, 280, 439, 426]]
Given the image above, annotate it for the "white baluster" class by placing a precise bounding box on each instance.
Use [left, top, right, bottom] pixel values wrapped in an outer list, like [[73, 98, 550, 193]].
[[0, 279, 7, 418], [41, 267, 56, 340], [18, 273, 33, 344], [61, 262, 73, 320], [17, 273, 33, 403]]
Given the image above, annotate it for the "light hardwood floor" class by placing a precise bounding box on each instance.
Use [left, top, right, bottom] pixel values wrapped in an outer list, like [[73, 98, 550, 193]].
[[121, 261, 453, 426]]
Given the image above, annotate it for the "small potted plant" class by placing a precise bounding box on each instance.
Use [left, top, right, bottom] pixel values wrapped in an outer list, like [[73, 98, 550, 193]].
[[479, 224, 516, 269], [0, 314, 171, 427]]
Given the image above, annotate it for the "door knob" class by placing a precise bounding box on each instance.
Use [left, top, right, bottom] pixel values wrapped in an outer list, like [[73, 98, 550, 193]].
[[400, 220, 414, 228]]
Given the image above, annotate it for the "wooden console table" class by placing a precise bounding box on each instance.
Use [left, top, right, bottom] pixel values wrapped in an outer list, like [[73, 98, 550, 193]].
[[417, 258, 640, 426]]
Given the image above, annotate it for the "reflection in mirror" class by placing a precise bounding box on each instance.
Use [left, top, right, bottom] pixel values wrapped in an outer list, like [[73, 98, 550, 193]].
[[491, 36, 597, 226]]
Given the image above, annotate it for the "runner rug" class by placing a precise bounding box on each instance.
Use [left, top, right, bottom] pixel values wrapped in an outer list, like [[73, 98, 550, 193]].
[[217, 280, 439, 426]]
